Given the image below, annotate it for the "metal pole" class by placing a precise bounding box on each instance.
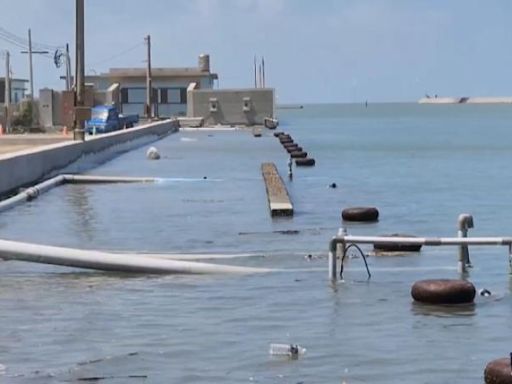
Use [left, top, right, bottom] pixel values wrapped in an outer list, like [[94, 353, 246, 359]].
[[258, 63, 262, 88], [253, 55, 257, 88], [65, 43, 71, 91], [262, 56, 265, 88], [457, 214, 473, 274], [145, 34, 152, 119], [74, 0, 86, 141], [328, 238, 337, 280], [4, 51, 10, 133]]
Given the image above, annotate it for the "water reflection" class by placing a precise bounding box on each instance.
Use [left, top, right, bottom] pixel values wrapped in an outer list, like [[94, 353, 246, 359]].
[[66, 185, 97, 242], [411, 301, 476, 317]]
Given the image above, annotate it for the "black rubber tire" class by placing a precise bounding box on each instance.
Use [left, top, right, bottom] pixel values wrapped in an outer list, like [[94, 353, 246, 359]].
[[273, 132, 284, 137], [411, 279, 476, 305], [295, 158, 315, 166], [373, 234, 422, 252], [342, 207, 379, 222], [484, 358, 512, 384], [283, 142, 299, 148], [290, 151, 308, 158], [286, 146, 302, 154]]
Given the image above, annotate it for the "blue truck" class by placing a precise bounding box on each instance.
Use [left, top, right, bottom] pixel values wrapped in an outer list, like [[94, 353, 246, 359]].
[[85, 105, 139, 135]]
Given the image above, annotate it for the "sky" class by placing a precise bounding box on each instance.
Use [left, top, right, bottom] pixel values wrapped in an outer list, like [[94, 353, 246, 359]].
[[1, 0, 512, 103]]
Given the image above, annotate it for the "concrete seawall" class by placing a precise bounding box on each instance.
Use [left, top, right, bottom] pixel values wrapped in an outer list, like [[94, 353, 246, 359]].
[[0, 119, 178, 197]]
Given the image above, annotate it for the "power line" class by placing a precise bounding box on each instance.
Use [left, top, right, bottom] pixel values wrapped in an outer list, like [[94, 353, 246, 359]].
[[87, 42, 144, 68], [0, 27, 62, 51]]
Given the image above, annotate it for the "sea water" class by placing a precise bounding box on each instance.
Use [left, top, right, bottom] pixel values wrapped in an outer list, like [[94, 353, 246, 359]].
[[0, 103, 511, 383]]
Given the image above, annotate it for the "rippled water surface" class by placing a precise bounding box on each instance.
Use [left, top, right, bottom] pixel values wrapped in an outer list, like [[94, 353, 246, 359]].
[[1, 103, 512, 383]]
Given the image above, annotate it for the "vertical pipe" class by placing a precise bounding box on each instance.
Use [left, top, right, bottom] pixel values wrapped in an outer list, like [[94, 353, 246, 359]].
[[4, 50, 10, 133], [328, 239, 337, 280], [457, 214, 473, 274], [457, 229, 467, 274], [145, 34, 152, 119]]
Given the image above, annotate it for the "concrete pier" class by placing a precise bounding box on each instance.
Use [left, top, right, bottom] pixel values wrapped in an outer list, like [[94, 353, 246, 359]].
[[261, 162, 293, 217], [0, 119, 178, 198]]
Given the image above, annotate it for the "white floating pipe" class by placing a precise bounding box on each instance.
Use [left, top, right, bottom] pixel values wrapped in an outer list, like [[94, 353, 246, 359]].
[[0, 239, 270, 275], [0, 175, 66, 213], [63, 175, 157, 184], [0, 174, 158, 213]]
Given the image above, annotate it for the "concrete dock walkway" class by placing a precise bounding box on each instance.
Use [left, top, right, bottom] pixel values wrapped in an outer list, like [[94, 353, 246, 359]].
[[0, 134, 72, 154], [261, 162, 293, 217]]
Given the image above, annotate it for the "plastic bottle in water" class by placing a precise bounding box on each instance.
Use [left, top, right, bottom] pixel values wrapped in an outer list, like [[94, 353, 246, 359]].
[[269, 343, 306, 357]]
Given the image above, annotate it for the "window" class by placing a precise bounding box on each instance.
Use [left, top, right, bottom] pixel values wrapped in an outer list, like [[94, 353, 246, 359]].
[[158, 88, 187, 104], [121, 87, 187, 105], [120, 87, 146, 104]]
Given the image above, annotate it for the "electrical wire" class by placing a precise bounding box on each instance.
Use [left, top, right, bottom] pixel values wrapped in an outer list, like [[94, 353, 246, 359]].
[[0, 27, 62, 51], [87, 42, 144, 68]]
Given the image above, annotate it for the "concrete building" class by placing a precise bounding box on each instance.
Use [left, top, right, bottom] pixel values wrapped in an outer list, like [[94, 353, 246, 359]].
[[85, 54, 217, 117], [0, 78, 28, 104], [186, 86, 275, 127]]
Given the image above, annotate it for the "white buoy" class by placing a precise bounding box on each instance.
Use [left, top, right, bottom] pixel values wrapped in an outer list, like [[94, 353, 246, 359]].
[[146, 146, 161, 160]]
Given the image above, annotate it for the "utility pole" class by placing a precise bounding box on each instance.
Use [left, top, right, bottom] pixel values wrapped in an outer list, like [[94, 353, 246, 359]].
[[4, 51, 10, 133], [73, 0, 88, 140], [28, 29, 35, 127], [145, 34, 152, 119], [65, 43, 72, 91], [21, 29, 48, 128], [28, 29, 34, 101]]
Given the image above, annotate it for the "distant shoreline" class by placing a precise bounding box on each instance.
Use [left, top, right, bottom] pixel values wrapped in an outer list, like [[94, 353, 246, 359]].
[[418, 96, 512, 104]]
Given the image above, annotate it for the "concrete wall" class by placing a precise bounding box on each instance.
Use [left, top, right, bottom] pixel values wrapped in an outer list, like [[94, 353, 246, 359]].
[[0, 119, 178, 197], [187, 88, 274, 126]]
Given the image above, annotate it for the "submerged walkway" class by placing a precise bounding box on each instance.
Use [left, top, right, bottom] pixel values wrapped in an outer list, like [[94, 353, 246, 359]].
[[261, 162, 293, 217]]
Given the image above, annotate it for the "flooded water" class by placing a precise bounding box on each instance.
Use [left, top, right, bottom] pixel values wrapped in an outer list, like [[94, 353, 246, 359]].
[[1, 103, 512, 383]]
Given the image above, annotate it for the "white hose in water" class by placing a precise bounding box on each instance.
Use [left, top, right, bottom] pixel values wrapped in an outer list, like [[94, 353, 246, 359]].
[[0, 175, 67, 213], [0, 239, 271, 275], [64, 175, 157, 184], [0, 174, 158, 213]]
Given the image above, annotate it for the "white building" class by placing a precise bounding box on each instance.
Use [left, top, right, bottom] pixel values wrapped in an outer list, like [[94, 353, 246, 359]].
[[85, 54, 217, 117]]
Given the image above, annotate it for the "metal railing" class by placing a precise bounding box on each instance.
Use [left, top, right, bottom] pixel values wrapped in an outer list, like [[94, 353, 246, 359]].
[[328, 214, 512, 280]]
